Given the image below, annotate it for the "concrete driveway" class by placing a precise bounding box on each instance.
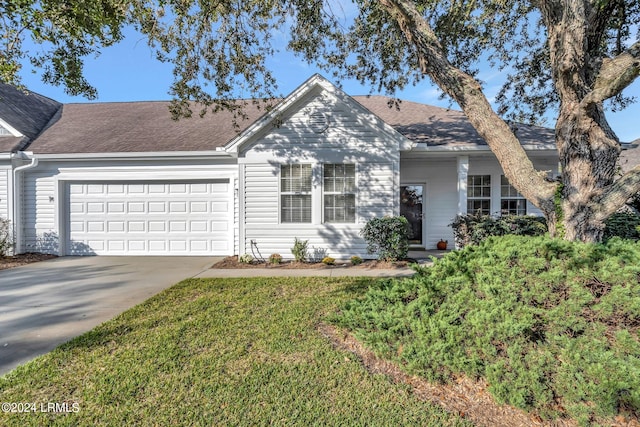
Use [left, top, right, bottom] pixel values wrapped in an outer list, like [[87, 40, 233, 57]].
[[0, 256, 221, 376]]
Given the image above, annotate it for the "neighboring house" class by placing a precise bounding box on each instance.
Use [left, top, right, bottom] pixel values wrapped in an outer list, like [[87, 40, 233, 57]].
[[0, 74, 562, 258]]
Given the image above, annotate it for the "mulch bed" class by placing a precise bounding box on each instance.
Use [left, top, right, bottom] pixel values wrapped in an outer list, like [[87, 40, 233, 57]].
[[0, 253, 58, 271], [211, 255, 412, 270]]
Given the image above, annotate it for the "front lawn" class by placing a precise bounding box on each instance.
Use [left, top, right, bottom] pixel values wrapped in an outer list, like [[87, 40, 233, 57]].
[[0, 277, 467, 426]]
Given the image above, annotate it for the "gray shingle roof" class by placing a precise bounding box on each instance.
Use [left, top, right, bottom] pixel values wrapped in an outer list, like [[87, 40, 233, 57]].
[[4, 86, 556, 155], [355, 96, 555, 149], [29, 101, 268, 154], [619, 139, 640, 172], [0, 83, 62, 153]]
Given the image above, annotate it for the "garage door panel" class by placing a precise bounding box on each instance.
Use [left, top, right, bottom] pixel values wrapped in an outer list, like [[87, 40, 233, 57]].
[[67, 180, 231, 255]]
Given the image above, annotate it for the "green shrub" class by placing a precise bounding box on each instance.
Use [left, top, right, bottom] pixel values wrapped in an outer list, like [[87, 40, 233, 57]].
[[449, 213, 547, 248], [0, 217, 11, 257], [350, 255, 363, 265], [333, 235, 640, 423], [238, 253, 253, 264], [603, 211, 640, 241], [360, 216, 410, 261], [291, 237, 308, 263], [322, 256, 335, 265], [268, 253, 283, 264]]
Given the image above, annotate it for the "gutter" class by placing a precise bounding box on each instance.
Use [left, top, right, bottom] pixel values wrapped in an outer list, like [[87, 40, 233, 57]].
[[11, 152, 39, 254], [33, 150, 236, 161]]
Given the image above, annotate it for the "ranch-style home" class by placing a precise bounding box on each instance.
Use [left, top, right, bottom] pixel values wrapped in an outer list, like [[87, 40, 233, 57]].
[[0, 74, 562, 259]]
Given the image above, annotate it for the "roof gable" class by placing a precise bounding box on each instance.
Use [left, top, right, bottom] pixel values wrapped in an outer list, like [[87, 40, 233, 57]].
[[0, 83, 62, 152], [223, 74, 413, 154]]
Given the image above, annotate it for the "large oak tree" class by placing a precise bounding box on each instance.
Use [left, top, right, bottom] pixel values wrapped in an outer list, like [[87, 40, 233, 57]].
[[3, 0, 639, 242]]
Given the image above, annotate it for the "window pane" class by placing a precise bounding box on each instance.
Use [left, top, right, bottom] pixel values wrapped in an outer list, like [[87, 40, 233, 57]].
[[325, 194, 355, 223], [282, 164, 311, 193], [500, 175, 526, 215], [324, 178, 335, 193], [282, 195, 311, 223], [467, 199, 490, 215], [501, 199, 527, 215]]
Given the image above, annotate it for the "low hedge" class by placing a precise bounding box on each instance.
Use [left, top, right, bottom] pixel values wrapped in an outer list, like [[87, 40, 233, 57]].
[[333, 235, 640, 424], [449, 213, 547, 248], [603, 211, 640, 241]]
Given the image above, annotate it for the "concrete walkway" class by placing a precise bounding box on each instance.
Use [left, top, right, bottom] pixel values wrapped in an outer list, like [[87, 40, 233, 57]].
[[195, 266, 416, 278], [0, 256, 218, 376]]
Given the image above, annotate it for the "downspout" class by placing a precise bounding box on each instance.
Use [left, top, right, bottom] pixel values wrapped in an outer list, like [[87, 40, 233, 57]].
[[12, 152, 38, 254]]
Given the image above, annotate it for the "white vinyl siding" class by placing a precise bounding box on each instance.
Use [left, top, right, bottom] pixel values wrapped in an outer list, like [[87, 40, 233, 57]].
[[358, 163, 395, 220], [239, 89, 402, 259], [23, 171, 57, 253], [0, 168, 8, 219]]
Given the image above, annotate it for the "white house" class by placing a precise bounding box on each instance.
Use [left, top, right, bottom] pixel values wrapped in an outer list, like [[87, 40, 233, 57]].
[[0, 74, 561, 259]]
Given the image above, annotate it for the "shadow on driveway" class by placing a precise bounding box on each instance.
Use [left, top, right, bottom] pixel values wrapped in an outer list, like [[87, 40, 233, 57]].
[[0, 256, 219, 376]]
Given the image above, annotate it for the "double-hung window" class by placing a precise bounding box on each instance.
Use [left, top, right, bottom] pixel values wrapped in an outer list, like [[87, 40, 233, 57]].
[[467, 175, 491, 215], [500, 175, 527, 215], [281, 164, 312, 223], [323, 164, 356, 223]]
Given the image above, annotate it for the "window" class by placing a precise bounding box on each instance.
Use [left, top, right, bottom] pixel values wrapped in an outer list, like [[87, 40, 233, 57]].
[[467, 175, 491, 215], [281, 164, 312, 223], [323, 164, 356, 223], [500, 175, 527, 215]]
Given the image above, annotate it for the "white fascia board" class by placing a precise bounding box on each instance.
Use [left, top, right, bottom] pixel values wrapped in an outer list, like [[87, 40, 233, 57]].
[[0, 118, 23, 137], [33, 150, 236, 161], [402, 143, 557, 152]]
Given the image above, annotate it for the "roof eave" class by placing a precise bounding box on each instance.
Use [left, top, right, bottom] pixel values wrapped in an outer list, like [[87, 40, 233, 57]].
[[33, 150, 236, 161], [402, 143, 558, 152]]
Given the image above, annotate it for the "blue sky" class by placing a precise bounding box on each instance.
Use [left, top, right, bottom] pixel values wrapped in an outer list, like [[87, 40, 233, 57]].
[[19, 26, 640, 143]]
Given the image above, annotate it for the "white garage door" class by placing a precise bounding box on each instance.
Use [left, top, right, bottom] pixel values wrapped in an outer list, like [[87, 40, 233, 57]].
[[66, 180, 232, 255]]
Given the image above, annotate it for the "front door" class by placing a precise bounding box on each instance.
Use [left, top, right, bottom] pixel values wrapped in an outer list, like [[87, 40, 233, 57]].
[[400, 184, 424, 246]]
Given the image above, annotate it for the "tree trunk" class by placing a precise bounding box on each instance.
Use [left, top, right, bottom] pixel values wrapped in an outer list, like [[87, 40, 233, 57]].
[[542, 1, 626, 242], [555, 104, 621, 242]]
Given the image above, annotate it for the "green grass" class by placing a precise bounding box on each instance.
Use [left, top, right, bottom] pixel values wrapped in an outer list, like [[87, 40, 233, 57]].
[[0, 277, 468, 426]]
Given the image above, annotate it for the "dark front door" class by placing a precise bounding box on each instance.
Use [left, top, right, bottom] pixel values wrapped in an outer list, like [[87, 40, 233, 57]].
[[400, 185, 424, 246]]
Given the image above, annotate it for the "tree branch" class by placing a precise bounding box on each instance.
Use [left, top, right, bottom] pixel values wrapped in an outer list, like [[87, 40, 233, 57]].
[[378, 0, 557, 213], [582, 39, 640, 106], [594, 166, 640, 221]]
